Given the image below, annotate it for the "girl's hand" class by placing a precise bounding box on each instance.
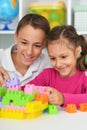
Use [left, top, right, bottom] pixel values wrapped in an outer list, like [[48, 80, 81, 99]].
[[0, 67, 10, 87], [45, 87, 64, 106]]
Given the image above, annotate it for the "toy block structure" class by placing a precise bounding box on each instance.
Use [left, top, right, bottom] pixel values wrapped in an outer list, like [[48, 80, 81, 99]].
[[0, 77, 58, 119]]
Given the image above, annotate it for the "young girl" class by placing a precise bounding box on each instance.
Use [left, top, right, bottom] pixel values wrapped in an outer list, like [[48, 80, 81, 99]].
[[0, 13, 51, 86], [29, 25, 87, 107]]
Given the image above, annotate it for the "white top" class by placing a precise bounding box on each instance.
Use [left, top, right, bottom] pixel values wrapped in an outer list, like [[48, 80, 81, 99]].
[[0, 44, 51, 86]]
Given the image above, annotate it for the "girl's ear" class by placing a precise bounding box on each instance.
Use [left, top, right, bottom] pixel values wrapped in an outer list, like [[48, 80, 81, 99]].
[[75, 46, 82, 58]]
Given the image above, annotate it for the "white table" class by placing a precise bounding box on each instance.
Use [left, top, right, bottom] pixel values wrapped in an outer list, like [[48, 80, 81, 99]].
[[0, 107, 87, 130]]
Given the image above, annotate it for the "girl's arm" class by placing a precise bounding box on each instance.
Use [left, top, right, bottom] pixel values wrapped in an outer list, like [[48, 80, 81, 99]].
[[0, 67, 10, 86], [63, 71, 87, 107], [63, 93, 87, 108], [0, 49, 10, 86]]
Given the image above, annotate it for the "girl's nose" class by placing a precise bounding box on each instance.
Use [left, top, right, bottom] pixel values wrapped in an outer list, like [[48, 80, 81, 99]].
[[26, 46, 33, 55], [55, 60, 62, 68]]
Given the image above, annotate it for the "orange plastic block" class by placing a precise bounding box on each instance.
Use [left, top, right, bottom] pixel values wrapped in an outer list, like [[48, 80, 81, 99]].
[[66, 104, 77, 113], [79, 103, 87, 112], [36, 94, 48, 103]]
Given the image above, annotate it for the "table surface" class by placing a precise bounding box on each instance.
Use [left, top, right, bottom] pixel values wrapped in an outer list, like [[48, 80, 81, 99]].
[[0, 107, 87, 130]]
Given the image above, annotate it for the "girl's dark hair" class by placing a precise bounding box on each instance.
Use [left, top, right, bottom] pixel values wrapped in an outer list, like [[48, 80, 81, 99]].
[[47, 25, 87, 70], [16, 13, 50, 38]]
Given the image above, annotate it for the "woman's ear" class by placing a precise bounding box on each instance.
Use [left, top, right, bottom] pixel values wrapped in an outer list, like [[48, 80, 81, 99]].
[[75, 46, 82, 58]]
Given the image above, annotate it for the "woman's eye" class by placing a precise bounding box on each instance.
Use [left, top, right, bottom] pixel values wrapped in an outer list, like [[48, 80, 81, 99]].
[[35, 45, 42, 48]]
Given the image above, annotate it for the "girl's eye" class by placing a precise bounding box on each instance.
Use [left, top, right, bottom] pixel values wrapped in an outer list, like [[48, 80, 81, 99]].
[[61, 55, 67, 58], [35, 44, 42, 48], [50, 57, 55, 60], [21, 41, 27, 44]]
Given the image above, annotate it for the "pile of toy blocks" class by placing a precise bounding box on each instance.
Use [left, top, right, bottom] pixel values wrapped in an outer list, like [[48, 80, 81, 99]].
[[0, 77, 58, 119]]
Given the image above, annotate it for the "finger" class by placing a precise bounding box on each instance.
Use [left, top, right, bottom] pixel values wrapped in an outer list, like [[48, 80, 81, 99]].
[[0, 73, 6, 87], [45, 87, 54, 93], [0, 67, 10, 81], [48, 98, 57, 105]]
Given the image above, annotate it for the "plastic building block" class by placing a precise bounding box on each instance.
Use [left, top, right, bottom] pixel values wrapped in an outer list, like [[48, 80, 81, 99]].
[[0, 86, 7, 97], [38, 86, 50, 95], [2, 90, 34, 106], [24, 84, 50, 95], [2, 90, 23, 105], [25, 101, 48, 113], [36, 94, 48, 103], [25, 111, 42, 119], [8, 85, 21, 90], [5, 103, 25, 110], [47, 104, 58, 114], [0, 108, 43, 119], [5, 77, 20, 87], [79, 103, 87, 112], [0, 108, 25, 119], [24, 84, 38, 94], [66, 104, 77, 113]]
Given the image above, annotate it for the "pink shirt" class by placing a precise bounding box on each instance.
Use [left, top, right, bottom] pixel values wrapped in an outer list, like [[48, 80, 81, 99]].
[[29, 68, 87, 107]]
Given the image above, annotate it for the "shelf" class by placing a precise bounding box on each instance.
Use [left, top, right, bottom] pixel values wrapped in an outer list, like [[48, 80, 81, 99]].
[[0, 31, 15, 34], [77, 31, 87, 35], [0, 0, 87, 49]]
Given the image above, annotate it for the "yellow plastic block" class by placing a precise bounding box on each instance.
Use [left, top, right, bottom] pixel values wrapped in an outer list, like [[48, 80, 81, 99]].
[[0, 108, 25, 119], [25, 111, 42, 119], [25, 101, 48, 113]]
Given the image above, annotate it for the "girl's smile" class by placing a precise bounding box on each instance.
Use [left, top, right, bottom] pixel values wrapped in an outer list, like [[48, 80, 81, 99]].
[[14, 25, 46, 69], [47, 39, 78, 77]]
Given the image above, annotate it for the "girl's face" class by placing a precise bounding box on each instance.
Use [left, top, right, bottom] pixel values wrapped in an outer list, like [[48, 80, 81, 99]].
[[47, 39, 80, 77], [14, 25, 46, 68]]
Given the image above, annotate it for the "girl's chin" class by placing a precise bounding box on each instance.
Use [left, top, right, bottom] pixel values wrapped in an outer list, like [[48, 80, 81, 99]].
[[23, 58, 35, 64], [59, 72, 69, 77]]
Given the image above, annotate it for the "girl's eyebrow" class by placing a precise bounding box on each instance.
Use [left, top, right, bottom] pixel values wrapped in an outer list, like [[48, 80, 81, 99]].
[[20, 37, 28, 41], [21, 38, 43, 45], [48, 54, 54, 57]]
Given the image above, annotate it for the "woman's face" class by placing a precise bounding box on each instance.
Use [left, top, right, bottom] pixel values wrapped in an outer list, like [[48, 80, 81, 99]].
[[14, 25, 46, 68], [47, 39, 80, 77]]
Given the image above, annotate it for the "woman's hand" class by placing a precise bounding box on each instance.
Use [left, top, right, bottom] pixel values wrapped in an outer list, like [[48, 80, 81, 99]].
[[0, 67, 10, 87], [45, 87, 64, 106]]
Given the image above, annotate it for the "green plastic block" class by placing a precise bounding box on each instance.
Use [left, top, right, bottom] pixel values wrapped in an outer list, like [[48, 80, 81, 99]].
[[47, 104, 58, 114], [0, 86, 7, 97]]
